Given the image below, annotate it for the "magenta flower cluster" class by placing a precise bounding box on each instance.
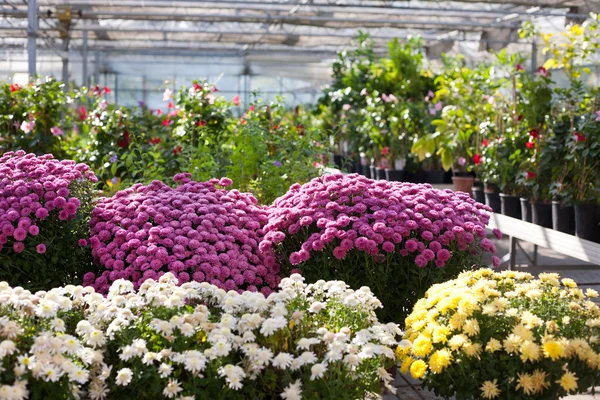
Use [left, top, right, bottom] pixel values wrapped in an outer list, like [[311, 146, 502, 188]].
[[261, 174, 502, 268], [84, 174, 280, 294], [0, 151, 97, 254]]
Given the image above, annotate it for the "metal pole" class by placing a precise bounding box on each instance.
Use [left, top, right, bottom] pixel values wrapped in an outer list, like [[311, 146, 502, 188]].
[[82, 30, 88, 86], [114, 73, 119, 105], [531, 42, 537, 74], [93, 50, 100, 85], [27, 0, 37, 77]]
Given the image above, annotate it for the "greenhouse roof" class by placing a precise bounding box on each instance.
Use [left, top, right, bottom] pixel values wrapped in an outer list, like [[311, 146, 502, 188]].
[[0, 0, 596, 57]]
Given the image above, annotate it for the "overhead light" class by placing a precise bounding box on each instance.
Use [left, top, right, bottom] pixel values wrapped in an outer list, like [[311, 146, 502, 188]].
[[501, 13, 519, 21], [526, 7, 541, 13]]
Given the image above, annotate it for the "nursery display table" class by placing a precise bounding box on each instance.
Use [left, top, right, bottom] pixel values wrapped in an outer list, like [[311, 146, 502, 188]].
[[487, 213, 600, 270]]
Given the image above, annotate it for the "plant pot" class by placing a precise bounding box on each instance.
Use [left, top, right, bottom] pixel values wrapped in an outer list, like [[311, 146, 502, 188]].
[[575, 202, 599, 241], [500, 194, 521, 219], [385, 169, 405, 182], [484, 188, 501, 213], [472, 186, 485, 204], [532, 202, 552, 228], [452, 176, 474, 197], [361, 164, 371, 179], [413, 169, 426, 184], [333, 154, 343, 169], [552, 201, 575, 235], [376, 168, 387, 180], [520, 198, 532, 223], [425, 170, 445, 184]]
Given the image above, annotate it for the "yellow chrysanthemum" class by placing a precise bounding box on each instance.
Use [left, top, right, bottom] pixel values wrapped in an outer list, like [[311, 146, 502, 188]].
[[562, 278, 577, 288], [531, 370, 550, 394], [400, 356, 414, 374], [481, 379, 501, 399], [513, 324, 534, 342], [409, 359, 428, 379], [449, 313, 466, 331], [586, 288, 599, 298], [448, 334, 468, 351], [412, 335, 433, 358], [543, 340, 565, 360], [486, 338, 502, 353], [516, 372, 536, 396], [520, 341, 541, 362], [462, 319, 480, 337], [463, 342, 482, 359], [557, 371, 578, 392], [429, 349, 452, 373], [432, 325, 451, 344], [457, 296, 479, 317], [503, 334, 522, 353]]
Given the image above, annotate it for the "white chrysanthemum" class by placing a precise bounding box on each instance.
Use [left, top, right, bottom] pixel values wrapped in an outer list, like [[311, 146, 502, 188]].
[[158, 363, 173, 378], [183, 350, 207, 373], [260, 317, 287, 337], [211, 340, 232, 357], [115, 368, 133, 386], [179, 323, 195, 337], [308, 302, 325, 313], [297, 351, 318, 367], [297, 338, 320, 351], [86, 330, 106, 347], [163, 380, 183, 398], [142, 352, 162, 365], [119, 345, 135, 361], [310, 363, 327, 380], [281, 379, 302, 400], [272, 352, 294, 369]]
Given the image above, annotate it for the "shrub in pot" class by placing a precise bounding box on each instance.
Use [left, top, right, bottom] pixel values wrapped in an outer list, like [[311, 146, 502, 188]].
[[261, 173, 501, 323], [0, 272, 400, 399], [84, 174, 280, 295], [0, 151, 98, 290], [399, 269, 600, 400]]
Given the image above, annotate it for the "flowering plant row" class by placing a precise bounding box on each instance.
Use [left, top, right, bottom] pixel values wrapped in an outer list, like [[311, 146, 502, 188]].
[[263, 174, 501, 322], [399, 269, 600, 400], [0, 272, 399, 400], [84, 173, 281, 295], [0, 151, 97, 290]]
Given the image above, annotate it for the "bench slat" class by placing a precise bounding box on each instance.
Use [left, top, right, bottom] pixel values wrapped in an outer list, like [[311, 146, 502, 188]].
[[487, 213, 600, 265]]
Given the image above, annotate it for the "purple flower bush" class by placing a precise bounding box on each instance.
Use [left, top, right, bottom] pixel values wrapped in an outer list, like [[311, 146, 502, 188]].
[[261, 173, 502, 322], [0, 150, 98, 290], [84, 174, 281, 294]]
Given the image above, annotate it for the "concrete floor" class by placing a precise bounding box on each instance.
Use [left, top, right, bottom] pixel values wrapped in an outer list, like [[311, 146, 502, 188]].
[[381, 236, 600, 400]]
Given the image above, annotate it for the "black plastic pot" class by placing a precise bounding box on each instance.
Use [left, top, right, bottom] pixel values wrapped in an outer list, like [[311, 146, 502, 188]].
[[500, 193, 522, 219], [552, 201, 575, 235], [376, 168, 387, 180], [484, 191, 501, 213], [333, 154, 343, 169], [424, 170, 445, 184], [413, 170, 427, 184], [369, 165, 377, 179], [520, 198, 532, 223], [472, 186, 485, 204], [532, 202, 552, 228], [575, 202, 599, 241], [385, 169, 405, 182], [361, 164, 371, 179]]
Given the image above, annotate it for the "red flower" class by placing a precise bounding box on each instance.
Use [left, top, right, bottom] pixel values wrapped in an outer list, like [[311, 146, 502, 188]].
[[574, 132, 585, 142], [193, 83, 202, 91], [195, 120, 207, 127], [92, 85, 102, 96], [167, 101, 174, 109], [482, 139, 489, 147], [516, 64, 524, 72], [472, 154, 482, 165], [103, 86, 111, 94], [149, 137, 161, 145], [162, 118, 170, 127], [529, 129, 540, 139], [381, 146, 389, 155], [526, 171, 535, 179], [248, 106, 255, 112], [525, 141, 535, 149], [117, 131, 130, 148], [273, 125, 280, 130], [517, 114, 523, 122], [212, 86, 219, 93], [78, 106, 87, 121], [10, 83, 20, 92], [296, 125, 305, 136], [537, 67, 549, 77], [172, 146, 182, 155]]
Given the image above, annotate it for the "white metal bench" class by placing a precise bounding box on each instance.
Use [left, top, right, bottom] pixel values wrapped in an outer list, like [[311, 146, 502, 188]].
[[486, 213, 600, 270]]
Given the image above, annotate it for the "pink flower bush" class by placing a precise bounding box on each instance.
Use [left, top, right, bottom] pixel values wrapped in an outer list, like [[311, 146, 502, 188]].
[[84, 174, 280, 294], [261, 174, 500, 322], [0, 150, 98, 290]]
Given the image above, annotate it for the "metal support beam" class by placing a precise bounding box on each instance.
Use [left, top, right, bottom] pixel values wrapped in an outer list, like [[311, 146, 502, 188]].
[[27, 0, 37, 77], [82, 29, 88, 86], [531, 41, 537, 74]]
